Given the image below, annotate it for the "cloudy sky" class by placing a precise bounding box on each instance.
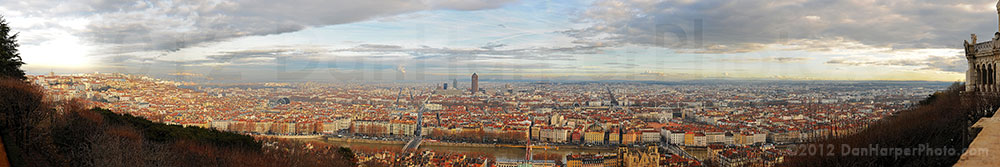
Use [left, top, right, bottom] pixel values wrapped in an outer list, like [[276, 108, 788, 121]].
[[1, 0, 994, 82]]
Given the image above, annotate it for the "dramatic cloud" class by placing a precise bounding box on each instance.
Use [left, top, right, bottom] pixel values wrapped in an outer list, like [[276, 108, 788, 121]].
[[923, 55, 969, 73], [719, 57, 813, 63], [4, 0, 975, 81], [338, 44, 595, 61], [571, 0, 1000, 53], [826, 54, 967, 73], [99, 42, 598, 77], [0, 0, 519, 53]]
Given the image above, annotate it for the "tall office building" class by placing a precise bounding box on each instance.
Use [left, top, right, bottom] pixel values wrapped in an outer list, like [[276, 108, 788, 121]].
[[453, 79, 458, 90], [505, 84, 512, 94], [471, 73, 479, 94]]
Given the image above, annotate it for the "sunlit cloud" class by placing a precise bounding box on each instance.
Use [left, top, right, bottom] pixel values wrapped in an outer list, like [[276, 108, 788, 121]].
[[0, 0, 986, 81]]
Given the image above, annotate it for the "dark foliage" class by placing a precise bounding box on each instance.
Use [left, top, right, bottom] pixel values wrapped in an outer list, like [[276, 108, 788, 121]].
[[0, 79, 358, 167], [96, 108, 261, 150], [0, 78, 50, 166], [783, 83, 1000, 167], [0, 16, 26, 81]]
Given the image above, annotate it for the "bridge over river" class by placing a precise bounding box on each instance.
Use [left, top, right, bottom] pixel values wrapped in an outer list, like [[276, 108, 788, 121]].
[[404, 137, 422, 150], [403, 97, 429, 150]]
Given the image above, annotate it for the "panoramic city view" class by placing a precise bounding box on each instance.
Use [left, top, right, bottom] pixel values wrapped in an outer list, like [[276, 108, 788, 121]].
[[1, 0, 999, 167]]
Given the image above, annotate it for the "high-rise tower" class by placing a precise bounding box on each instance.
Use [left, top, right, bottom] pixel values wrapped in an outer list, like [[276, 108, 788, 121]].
[[471, 73, 479, 94]]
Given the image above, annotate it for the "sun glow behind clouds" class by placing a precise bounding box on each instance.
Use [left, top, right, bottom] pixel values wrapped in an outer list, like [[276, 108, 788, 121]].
[[4, 12, 95, 72], [20, 35, 94, 70]]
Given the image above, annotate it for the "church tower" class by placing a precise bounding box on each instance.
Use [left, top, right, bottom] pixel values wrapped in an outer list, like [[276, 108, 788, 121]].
[[966, 1, 1000, 92]]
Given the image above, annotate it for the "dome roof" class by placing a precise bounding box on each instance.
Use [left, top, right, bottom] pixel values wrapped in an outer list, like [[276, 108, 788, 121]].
[[587, 123, 604, 131]]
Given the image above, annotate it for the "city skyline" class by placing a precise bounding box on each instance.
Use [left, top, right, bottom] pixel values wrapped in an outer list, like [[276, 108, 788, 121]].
[[2, 0, 993, 82], [2, 1, 998, 166], [21, 72, 949, 166]]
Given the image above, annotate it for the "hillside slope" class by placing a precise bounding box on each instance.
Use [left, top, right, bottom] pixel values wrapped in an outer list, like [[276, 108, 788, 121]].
[[783, 83, 998, 166], [0, 79, 357, 167]]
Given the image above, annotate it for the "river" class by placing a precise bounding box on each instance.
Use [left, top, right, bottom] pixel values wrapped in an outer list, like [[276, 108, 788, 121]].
[[299, 138, 616, 161]]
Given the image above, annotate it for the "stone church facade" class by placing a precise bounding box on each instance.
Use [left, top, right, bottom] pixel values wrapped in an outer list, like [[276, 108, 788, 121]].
[[963, 2, 1000, 92]]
